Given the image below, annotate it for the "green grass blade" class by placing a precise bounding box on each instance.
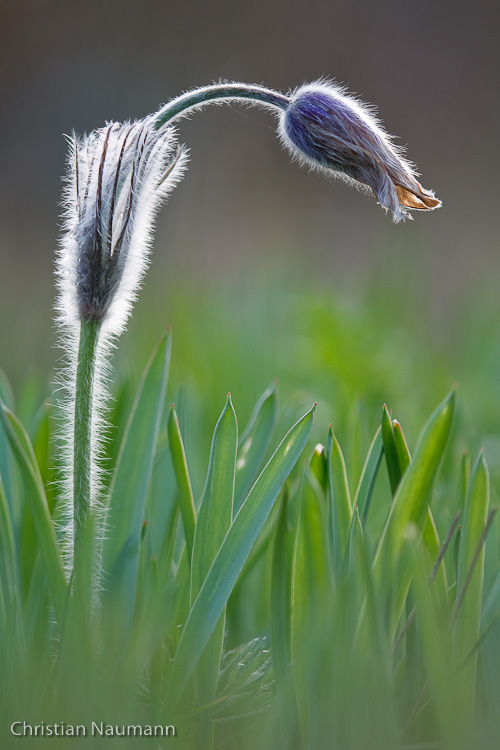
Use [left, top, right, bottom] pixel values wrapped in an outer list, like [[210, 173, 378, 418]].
[[454, 450, 490, 700], [381, 405, 402, 495], [234, 383, 277, 515], [191, 394, 237, 600], [393, 419, 411, 472], [292, 473, 331, 651], [373, 390, 456, 634], [31, 404, 55, 514], [346, 397, 370, 493], [291, 470, 331, 741], [143, 432, 177, 558], [309, 442, 328, 493], [410, 540, 456, 743], [482, 568, 500, 630], [345, 505, 364, 578], [166, 404, 315, 705], [102, 331, 171, 637], [343, 507, 368, 654], [0, 369, 18, 532], [375, 390, 455, 563], [168, 404, 196, 560], [423, 506, 447, 594], [354, 426, 383, 525], [0, 402, 66, 622], [270, 488, 301, 749], [0, 475, 17, 599], [326, 425, 352, 572], [293, 472, 331, 611], [191, 394, 237, 714], [0, 369, 14, 410]]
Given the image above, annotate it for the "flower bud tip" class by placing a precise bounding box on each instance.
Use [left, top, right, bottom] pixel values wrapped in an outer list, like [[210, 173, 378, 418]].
[[278, 81, 440, 222]]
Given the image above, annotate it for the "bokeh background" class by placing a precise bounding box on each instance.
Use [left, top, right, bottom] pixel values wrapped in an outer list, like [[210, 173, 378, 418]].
[[1, 0, 499, 458]]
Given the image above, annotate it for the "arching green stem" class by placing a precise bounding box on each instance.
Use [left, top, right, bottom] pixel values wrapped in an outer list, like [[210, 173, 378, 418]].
[[155, 83, 290, 128]]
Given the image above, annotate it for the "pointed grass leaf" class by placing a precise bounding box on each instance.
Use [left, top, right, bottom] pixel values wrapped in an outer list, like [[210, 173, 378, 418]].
[[393, 419, 411, 472], [270, 488, 301, 749], [191, 394, 237, 601], [0, 368, 14, 410], [190, 394, 237, 708], [102, 331, 171, 634], [0, 401, 66, 622], [423, 507, 447, 595], [481, 568, 500, 631], [292, 471, 334, 743], [354, 426, 383, 525], [343, 506, 368, 634], [375, 390, 456, 564], [373, 390, 456, 634], [143, 432, 177, 557], [459, 451, 471, 513], [309, 442, 328, 493], [346, 505, 365, 578], [410, 541, 456, 739], [326, 426, 352, 572], [0, 475, 17, 599], [381, 405, 402, 495], [454, 451, 490, 698], [270, 490, 292, 685], [292, 472, 331, 668], [0, 368, 17, 526], [31, 404, 55, 513], [346, 397, 370, 492], [168, 404, 196, 559], [165, 404, 315, 705], [234, 383, 278, 514]]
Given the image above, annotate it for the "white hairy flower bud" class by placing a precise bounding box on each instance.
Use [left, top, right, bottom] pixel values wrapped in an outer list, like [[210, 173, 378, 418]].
[[57, 117, 187, 335], [55, 116, 187, 568]]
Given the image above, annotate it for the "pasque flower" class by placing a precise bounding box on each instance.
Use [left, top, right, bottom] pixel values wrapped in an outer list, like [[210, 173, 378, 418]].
[[56, 79, 440, 570], [58, 80, 440, 340], [57, 116, 187, 337], [278, 81, 441, 222], [56, 116, 187, 565]]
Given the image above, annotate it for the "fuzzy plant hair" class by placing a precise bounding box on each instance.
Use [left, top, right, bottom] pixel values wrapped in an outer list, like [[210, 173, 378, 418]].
[[56, 117, 187, 569], [277, 80, 441, 222], [56, 78, 440, 577]]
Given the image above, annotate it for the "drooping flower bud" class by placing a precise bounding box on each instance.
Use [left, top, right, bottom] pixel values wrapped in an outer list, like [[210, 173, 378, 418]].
[[57, 117, 188, 337], [278, 81, 440, 222]]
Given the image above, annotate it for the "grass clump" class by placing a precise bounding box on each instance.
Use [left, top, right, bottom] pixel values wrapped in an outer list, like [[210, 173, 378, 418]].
[[1, 325, 500, 749]]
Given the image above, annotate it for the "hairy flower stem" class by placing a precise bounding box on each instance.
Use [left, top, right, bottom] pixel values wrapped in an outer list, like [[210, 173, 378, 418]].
[[155, 83, 290, 128], [73, 319, 101, 556]]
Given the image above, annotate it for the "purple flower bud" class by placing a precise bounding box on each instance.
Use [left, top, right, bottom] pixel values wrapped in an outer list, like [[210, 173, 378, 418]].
[[278, 81, 440, 222]]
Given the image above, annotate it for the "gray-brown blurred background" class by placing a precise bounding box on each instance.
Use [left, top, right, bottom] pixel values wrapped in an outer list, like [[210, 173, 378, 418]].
[[1, 0, 499, 380]]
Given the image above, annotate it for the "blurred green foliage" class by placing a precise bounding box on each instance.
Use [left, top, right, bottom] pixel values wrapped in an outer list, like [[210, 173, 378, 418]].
[[1, 260, 500, 749]]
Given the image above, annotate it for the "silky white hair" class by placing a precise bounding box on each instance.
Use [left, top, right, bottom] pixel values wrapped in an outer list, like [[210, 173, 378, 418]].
[[55, 117, 188, 570], [278, 80, 441, 222]]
